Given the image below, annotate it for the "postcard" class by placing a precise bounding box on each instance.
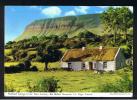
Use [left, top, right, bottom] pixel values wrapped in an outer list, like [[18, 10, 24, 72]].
[[3, 6, 133, 98]]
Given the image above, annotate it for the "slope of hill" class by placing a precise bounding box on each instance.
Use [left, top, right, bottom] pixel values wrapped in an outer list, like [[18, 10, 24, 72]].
[[16, 14, 104, 41]]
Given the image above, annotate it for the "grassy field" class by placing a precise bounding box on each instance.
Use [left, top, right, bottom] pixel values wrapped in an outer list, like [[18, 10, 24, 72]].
[[5, 49, 12, 56], [5, 62, 61, 71], [4, 62, 133, 92]]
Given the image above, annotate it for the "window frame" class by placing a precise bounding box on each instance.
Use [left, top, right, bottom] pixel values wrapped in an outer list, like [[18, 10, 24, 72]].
[[103, 61, 107, 68], [82, 63, 85, 68]]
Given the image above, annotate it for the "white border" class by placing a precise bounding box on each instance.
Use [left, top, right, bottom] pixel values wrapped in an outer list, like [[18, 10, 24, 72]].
[[4, 92, 133, 97]]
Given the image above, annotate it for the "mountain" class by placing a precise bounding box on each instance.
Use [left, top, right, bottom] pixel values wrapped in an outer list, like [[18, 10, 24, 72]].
[[16, 14, 104, 41]]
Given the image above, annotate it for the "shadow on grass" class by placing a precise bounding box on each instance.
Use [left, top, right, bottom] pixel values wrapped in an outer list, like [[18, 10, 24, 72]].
[[5, 64, 38, 74]]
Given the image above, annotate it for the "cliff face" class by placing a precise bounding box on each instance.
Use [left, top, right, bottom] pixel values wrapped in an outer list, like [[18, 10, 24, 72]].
[[16, 14, 104, 41]]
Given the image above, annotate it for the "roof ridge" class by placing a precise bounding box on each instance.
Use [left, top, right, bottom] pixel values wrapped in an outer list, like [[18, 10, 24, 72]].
[[61, 47, 119, 62]]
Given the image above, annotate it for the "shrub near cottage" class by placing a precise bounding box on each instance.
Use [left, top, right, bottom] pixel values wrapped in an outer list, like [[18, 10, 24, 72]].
[[27, 77, 60, 92], [4, 83, 16, 92], [98, 74, 132, 92]]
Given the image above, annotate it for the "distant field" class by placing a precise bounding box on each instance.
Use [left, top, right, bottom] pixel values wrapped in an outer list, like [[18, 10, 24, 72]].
[[4, 61, 132, 92], [5, 62, 61, 71], [5, 49, 12, 56]]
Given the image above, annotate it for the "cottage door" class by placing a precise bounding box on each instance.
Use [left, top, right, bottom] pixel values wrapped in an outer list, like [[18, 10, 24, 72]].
[[68, 62, 72, 70], [89, 62, 93, 70]]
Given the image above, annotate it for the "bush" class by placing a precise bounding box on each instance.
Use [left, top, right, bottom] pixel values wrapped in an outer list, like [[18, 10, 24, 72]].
[[5, 65, 21, 73], [28, 77, 60, 92], [23, 60, 31, 70], [20, 58, 28, 62], [4, 84, 15, 92], [123, 66, 132, 72], [20, 51, 27, 58], [30, 66, 38, 71], [27, 54, 36, 60], [98, 74, 133, 92], [32, 55, 43, 62], [107, 70, 115, 74], [5, 63, 38, 73], [17, 63, 25, 71], [4, 56, 12, 62], [126, 57, 133, 67], [121, 45, 132, 59], [14, 50, 27, 61]]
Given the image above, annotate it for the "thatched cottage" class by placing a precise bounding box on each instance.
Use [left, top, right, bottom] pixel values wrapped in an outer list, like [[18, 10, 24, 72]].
[[61, 46, 126, 71]]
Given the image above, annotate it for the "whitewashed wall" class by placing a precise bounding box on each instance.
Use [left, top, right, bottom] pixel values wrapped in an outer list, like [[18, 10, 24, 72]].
[[61, 59, 122, 71], [96, 62, 103, 70], [92, 62, 96, 70], [104, 61, 115, 71], [85, 62, 90, 70], [61, 62, 84, 70], [61, 62, 68, 68], [70, 62, 82, 71]]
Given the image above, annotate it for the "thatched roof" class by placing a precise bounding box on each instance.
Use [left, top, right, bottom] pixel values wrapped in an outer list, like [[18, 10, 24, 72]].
[[61, 47, 119, 62]]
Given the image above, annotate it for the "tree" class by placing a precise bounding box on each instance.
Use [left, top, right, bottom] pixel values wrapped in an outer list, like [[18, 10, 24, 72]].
[[6, 41, 16, 45], [118, 7, 133, 41], [11, 49, 17, 61], [101, 7, 121, 44], [79, 31, 95, 39], [37, 45, 62, 71], [60, 34, 68, 42], [49, 35, 59, 43], [78, 31, 99, 44], [23, 60, 31, 70], [31, 36, 38, 43], [5, 41, 16, 49], [101, 7, 133, 44]]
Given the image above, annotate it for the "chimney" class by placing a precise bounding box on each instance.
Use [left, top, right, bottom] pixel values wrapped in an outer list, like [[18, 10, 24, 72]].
[[99, 46, 103, 50], [82, 47, 85, 51]]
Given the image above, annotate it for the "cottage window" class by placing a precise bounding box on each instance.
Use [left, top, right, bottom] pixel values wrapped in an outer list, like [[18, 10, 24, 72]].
[[103, 62, 107, 68], [93, 62, 97, 69], [82, 63, 85, 68], [68, 62, 72, 69]]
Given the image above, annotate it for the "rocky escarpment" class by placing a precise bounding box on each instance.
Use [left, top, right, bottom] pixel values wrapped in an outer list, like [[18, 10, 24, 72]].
[[16, 14, 104, 41]]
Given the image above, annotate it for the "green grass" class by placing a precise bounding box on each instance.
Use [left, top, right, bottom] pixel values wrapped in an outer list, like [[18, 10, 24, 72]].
[[59, 48, 68, 53], [5, 62, 61, 71], [87, 45, 94, 48], [27, 50, 37, 56], [5, 62, 20, 67], [4, 70, 121, 92], [5, 49, 12, 56], [4, 61, 133, 92], [5, 70, 132, 92]]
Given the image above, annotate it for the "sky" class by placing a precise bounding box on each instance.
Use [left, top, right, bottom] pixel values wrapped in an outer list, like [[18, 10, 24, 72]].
[[5, 6, 133, 43]]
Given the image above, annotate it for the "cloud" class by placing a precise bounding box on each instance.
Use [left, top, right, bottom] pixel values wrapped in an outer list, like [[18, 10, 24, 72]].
[[96, 6, 109, 9], [65, 10, 76, 16], [96, 6, 133, 12], [30, 6, 37, 8], [75, 6, 90, 14], [95, 11, 103, 13], [30, 6, 42, 10], [41, 6, 62, 18]]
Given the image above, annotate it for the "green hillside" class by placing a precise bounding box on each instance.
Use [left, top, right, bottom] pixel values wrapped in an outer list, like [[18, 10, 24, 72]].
[[16, 14, 105, 41]]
